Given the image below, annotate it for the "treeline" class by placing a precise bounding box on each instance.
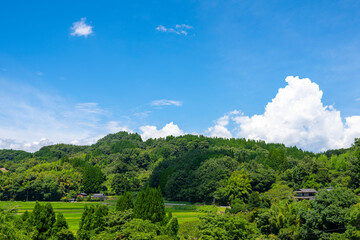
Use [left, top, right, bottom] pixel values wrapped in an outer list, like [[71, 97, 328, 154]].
[[0, 132, 312, 202]]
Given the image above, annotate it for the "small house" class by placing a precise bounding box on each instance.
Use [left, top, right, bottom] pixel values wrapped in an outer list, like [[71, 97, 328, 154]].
[[294, 189, 317, 200], [0, 168, 8, 173], [91, 193, 107, 201], [77, 193, 88, 198]]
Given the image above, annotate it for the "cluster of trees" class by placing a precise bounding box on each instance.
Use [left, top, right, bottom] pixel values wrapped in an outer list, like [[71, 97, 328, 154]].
[[77, 187, 179, 239], [0, 202, 74, 239]]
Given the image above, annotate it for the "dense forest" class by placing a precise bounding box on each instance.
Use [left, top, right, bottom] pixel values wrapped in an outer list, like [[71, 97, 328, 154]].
[[1, 132, 360, 239]]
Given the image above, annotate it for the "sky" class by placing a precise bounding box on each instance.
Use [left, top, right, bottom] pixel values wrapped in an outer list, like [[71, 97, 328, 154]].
[[1, 0, 360, 152]]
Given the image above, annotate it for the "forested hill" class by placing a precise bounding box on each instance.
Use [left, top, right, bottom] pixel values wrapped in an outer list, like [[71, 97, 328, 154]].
[[0, 132, 358, 204]]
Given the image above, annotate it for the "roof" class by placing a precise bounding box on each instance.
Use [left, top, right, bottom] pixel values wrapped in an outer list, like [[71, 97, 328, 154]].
[[0, 168, 8, 172], [92, 194, 106, 198], [295, 188, 318, 193]]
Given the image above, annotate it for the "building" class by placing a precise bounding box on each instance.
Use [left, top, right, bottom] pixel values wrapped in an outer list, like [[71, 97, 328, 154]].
[[0, 168, 8, 173], [294, 189, 317, 200], [91, 193, 107, 201]]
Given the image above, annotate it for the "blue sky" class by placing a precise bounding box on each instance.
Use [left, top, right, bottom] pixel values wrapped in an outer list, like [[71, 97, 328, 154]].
[[1, 0, 360, 152]]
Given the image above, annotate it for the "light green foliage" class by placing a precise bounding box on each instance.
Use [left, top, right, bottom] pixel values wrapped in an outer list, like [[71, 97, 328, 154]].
[[264, 183, 293, 203], [119, 218, 161, 239], [199, 213, 260, 240], [53, 229, 75, 240], [345, 203, 360, 239], [223, 169, 252, 202]]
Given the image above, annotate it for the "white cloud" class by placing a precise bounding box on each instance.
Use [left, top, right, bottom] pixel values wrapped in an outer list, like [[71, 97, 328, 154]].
[[107, 121, 132, 133], [0, 79, 132, 152], [150, 99, 182, 107], [139, 122, 184, 140], [156, 24, 193, 36], [0, 138, 53, 152], [207, 111, 242, 139], [71, 18, 93, 37], [231, 76, 360, 152]]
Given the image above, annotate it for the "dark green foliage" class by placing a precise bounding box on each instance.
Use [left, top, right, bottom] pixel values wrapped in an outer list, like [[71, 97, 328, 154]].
[[228, 198, 247, 214], [249, 167, 276, 193], [52, 213, 68, 235], [82, 165, 105, 193], [0, 149, 32, 162], [112, 174, 131, 194], [31, 202, 56, 240], [299, 187, 357, 239], [77, 204, 109, 239], [134, 187, 166, 223], [166, 217, 179, 237], [104, 209, 133, 233], [116, 191, 134, 211]]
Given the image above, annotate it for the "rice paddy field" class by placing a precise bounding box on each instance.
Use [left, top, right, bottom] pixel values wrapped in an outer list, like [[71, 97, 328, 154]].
[[0, 200, 226, 234]]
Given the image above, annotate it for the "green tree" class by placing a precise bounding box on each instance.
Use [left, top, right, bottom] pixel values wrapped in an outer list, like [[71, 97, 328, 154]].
[[111, 174, 131, 195], [224, 170, 252, 202], [77, 204, 109, 239], [116, 191, 134, 212], [133, 187, 165, 223], [82, 165, 105, 193], [32, 202, 56, 240], [52, 213, 68, 235]]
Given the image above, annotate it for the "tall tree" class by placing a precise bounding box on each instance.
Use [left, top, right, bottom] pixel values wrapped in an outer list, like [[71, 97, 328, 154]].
[[82, 165, 105, 193], [116, 191, 134, 212]]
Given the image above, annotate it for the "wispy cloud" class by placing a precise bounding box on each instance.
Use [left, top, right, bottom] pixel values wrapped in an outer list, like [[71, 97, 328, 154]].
[[76, 102, 106, 114], [156, 24, 193, 36], [0, 79, 131, 152], [150, 99, 182, 107], [71, 18, 93, 37]]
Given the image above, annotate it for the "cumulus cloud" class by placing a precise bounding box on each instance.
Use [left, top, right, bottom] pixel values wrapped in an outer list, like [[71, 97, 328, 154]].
[[207, 115, 233, 138], [71, 18, 93, 37], [150, 99, 182, 107], [231, 76, 360, 152], [139, 122, 184, 140], [156, 24, 193, 36]]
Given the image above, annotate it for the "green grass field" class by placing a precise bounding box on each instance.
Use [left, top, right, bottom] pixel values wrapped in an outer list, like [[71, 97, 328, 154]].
[[0, 200, 225, 234]]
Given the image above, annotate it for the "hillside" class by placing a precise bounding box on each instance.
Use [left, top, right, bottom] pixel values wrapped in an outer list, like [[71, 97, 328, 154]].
[[1, 132, 358, 203]]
